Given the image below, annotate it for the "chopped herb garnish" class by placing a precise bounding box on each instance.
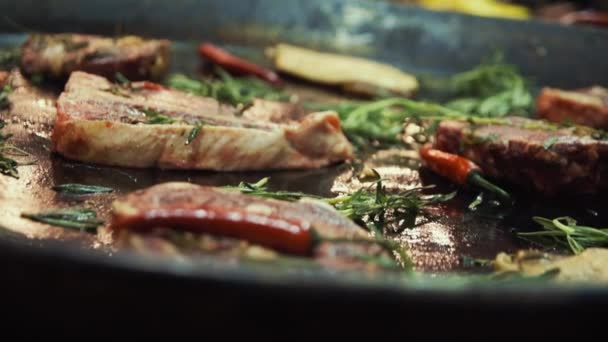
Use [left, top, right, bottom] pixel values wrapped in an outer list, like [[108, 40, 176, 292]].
[[185, 122, 204, 145], [142, 108, 178, 125], [52, 183, 114, 195], [21, 208, 104, 232], [519, 216, 608, 254], [542, 136, 558, 150]]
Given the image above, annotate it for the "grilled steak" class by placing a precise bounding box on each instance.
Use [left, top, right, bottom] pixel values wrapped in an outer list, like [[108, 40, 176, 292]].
[[537, 86, 608, 129], [52, 71, 353, 170], [21, 33, 170, 81], [434, 117, 608, 194], [112, 182, 370, 256]]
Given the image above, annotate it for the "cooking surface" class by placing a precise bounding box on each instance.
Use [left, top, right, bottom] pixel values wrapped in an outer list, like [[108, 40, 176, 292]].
[[0, 0, 607, 286], [3, 35, 608, 274]]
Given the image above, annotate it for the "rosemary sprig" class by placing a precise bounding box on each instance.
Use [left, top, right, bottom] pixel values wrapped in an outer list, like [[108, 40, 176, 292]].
[[21, 208, 104, 232], [52, 183, 114, 195], [326, 180, 456, 231], [142, 108, 179, 125], [233, 177, 454, 232], [519, 216, 608, 254], [229, 177, 319, 202], [167, 68, 291, 107], [185, 122, 204, 145], [424, 57, 533, 117]]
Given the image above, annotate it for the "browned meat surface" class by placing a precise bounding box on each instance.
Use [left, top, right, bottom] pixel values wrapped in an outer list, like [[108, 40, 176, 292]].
[[537, 86, 608, 129], [20, 33, 170, 81], [52, 71, 353, 170], [434, 117, 608, 194], [112, 182, 378, 262]]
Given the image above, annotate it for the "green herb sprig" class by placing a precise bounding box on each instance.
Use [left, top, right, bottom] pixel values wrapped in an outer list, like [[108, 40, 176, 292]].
[[232, 176, 454, 233], [519, 216, 608, 254], [52, 183, 114, 195], [21, 208, 104, 232], [424, 57, 534, 117], [167, 68, 291, 107]]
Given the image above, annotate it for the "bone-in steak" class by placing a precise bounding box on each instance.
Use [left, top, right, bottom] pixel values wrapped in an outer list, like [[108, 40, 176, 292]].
[[52, 71, 354, 170]]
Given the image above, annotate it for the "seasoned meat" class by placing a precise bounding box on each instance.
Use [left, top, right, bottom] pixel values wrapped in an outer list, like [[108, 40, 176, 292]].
[[3, 69, 57, 128], [434, 117, 608, 194], [112, 182, 369, 255], [20, 33, 170, 81], [52, 71, 353, 170], [537, 86, 608, 129]]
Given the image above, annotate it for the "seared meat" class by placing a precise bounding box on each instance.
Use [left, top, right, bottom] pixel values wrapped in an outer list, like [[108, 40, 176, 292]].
[[112, 182, 369, 256], [52, 71, 353, 170], [21, 33, 170, 81], [537, 86, 608, 129], [434, 117, 608, 194]]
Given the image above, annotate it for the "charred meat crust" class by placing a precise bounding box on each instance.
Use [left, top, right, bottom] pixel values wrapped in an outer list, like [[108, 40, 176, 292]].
[[434, 117, 608, 194], [20, 33, 170, 81], [537, 86, 608, 129]]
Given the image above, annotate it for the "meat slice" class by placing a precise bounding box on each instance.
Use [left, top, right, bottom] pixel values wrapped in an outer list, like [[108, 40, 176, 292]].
[[52, 71, 353, 170], [434, 117, 608, 194], [111, 182, 369, 255], [537, 86, 608, 129], [20, 33, 170, 81]]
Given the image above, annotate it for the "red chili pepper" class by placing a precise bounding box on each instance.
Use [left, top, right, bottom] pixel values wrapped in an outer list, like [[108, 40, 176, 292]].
[[198, 43, 283, 86], [419, 144, 510, 199], [114, 208, 312, 256]]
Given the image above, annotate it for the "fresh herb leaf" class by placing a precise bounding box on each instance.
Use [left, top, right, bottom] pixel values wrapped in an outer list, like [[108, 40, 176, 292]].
[[167, 68, 291, 107], [185, 122, 204, 145], [519, 216, 608, 254], [52, 183, 114, 195], [142, 108, 178, 125], [433, 57, 534, 117], [542, 136, 558, 150], [229, 177, 318, 202], [21, 208, 104, 232]]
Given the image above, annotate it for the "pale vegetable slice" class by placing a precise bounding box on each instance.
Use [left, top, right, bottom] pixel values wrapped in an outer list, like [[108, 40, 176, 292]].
[[494, 248, 608, 284], [269, 44, 418, 97]]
